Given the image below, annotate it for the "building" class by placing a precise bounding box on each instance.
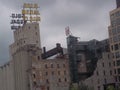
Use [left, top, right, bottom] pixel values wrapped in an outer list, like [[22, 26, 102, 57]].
[[67, 35, 109, 83], [0, 19, 70, 90], [83, 52, 115, 90], [108, 0, 120, 87]]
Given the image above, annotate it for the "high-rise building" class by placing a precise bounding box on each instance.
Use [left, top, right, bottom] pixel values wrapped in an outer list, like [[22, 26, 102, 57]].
[[108, 0, 120, 87]]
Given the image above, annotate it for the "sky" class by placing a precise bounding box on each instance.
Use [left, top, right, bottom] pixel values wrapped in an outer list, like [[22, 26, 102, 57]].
[[0, 0, 116, 64]]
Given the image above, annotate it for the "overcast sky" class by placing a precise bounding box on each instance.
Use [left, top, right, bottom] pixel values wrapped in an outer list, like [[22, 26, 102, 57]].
[[0, 0, 116, 64]]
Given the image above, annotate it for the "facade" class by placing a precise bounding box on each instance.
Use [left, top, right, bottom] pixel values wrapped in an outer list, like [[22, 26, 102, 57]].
[[83, 52, 115, 90], [0, 22, 70, 90], [108, 0, 120, 87], [67, 35, 109, 83]]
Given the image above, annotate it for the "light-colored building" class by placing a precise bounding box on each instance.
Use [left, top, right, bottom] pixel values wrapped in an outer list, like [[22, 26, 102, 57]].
[[83, 52, 115, 90], [0, 21, 70, 90], [108, 0, 120, 87]]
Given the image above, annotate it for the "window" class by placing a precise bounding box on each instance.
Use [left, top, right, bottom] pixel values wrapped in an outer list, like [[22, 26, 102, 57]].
[[65, 78, 67, 82], [115, 52, 119, 58], [58, 71, 60, 75], [98, 86, 100, 90], [28, 26, 30, 29], [35, 26, 37, 30], [64, 71, 66, 75], [46, 79, 49, 83], [114, 44, 119, 50], [35, 32, 38, 35], [97, 79, 100, 84], [117, 60, 120, 66], [45, 64, 48, 69], [33, 73, 36, 78], [113, 61, 115, 66], [58, 78, 61, 82], [108, 54, 110, 59], [114, 69, 116, 74], [51, 64, 53, 68], [102, 63, 104, 67], [117, 68, 120, 74], [109, 62, 111, 67], [52, 71, 54, 75], [57, 64, 60, 68], [46, 72, 48, 76], [103, 70, 106, 76], [63, 64, 66, 68], [110, 70, 112, 75], [36, 40, 38, 43], [33, 81, 37, 86], [104, 78, 107, 84], [47, 86, 49, 90], [96, 71, 99, 76], [38, 56, 40, 60]]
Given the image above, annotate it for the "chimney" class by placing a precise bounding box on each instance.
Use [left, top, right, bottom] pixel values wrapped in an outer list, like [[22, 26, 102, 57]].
[[116, 0, 120, 8]]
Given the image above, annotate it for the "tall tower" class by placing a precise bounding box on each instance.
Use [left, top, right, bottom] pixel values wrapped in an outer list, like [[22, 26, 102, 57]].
[[9, 22, 41, 58], [9, 3, 42, 90], [108, 0, 120, 88]]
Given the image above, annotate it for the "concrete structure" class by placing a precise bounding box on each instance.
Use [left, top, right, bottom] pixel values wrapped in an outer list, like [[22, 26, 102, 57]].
[[83, 52, 115, 90], [108, 0, 120, 88], [0, 21, 70, 90], [67, 35, 109, 83]]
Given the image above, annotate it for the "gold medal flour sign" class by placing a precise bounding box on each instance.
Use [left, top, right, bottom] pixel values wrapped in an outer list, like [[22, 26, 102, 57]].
[[22, 3, 41, 22]]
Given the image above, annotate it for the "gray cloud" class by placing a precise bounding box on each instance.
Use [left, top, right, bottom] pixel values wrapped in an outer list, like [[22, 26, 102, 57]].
[[0, 0, 116, 64]]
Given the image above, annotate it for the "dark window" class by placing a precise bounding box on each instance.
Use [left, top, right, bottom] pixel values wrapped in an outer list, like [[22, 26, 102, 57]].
[[98, 86, 100, 90], [114, 44, 119, 50], [115, 52, 119, 58], [58, 78, 61, 82], [35, 26, 37, 30], [52, 71, 54, 75], [113, 61, 115, 66], [96, 71, 99, 76], [58, 71, 60, 75], [33, 81, 37, 86], [117, 68, 120, 74], [38, 56, 40, 60], [28, 26, 30, 29], [119, 76, 120, 82], [45, 64, 48, 68], [103, 70, 106, 76], [104, 78, 107, 84], [51, 64, 53, 68], [46, 72, 48, 76], [33, 74, 36, 78], [63, 64, 66, 68], [65, 78, 67, 82], [115, 76, 117, 82], [97, 79, 100, 84], [114, 69, 116, 74], [57, 64, 60, 68], [36, 40, 38, 43], [102, 63, 104, 67], [47, 86, 49, 90], [110, 70, 112, 75], [108, 54, 110, 59], [35, 32, 37, 35], [117, 60, 120, 66], [109, 62, 111, 67], [111, 45, 114, 51], [46, 79, 49, 83], [64, 71, 66, 75]]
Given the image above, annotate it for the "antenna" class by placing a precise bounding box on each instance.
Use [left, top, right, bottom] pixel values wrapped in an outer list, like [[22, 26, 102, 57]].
[[65, 26, 72, 36]]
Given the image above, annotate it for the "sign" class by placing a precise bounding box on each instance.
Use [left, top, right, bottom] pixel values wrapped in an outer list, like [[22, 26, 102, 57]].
[[10, 13, 24, 30], [22, 3, 41, 22]]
